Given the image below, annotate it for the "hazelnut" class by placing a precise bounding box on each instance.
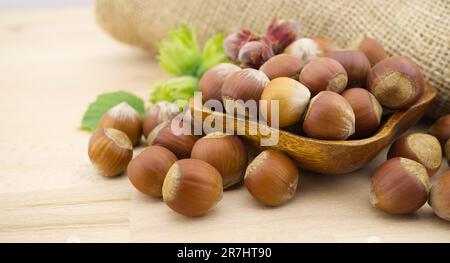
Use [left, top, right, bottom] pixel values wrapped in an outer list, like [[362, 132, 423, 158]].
[[223, 29, 260, 62], [387, 133, 442, 176], [260, 77, 311, 127], [341, 87, 383, 138], [367, 56, 424, 109], [299, 57, 348, 96], [260, 54, 304, 80], [147, 121, 198, 159], [313, 36, 338, 53], [127, 145, 177, 197], [283, 37, 336, 63], [370, 157, 430, 215], [429, 114, 450, 147], [88, 128, 133, 177], [264, 19, 300, 54], [142, 102, 180, 138], [303, 91, 355, 140], [198, 63, 241, 102], [98, 102, 143, 146], [191, 132, 247, 189], [347, 36, 387, 66], [163, 159, 223, 217], [429, 170, 450, 221], [244, 150, 299, 206], [238, 38, 274, 68], [221, 68, 269, 115], [325, 50, 371, 86]]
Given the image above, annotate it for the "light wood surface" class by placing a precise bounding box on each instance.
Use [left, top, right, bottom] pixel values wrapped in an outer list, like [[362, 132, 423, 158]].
[[0, 6, 449, 243]]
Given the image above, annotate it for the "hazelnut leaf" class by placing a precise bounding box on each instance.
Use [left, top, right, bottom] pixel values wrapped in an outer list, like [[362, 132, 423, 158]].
[[196, 34, 228, 77], [149, 76, 198, 107], [81, 91, 145, 131], [157, 25, 202, 76]]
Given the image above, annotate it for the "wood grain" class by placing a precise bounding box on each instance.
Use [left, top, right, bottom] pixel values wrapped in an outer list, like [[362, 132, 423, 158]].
[[0, 7, 449, 243]]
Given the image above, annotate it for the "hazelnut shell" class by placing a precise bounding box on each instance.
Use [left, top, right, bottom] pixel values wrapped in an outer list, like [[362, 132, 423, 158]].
[[147, 121, 198, 159], [370, 157, 430, 215], [99, 102, 143, 146], [342, 88, 382, 139], [198, 63, 241, 102], [88, 128, 133, 177], [429, 171, 450, 221], [348, 36, 387, 66], [325, 50, 371, 86], [299, 57, 348, 96], [260, 54, 304, 80], [163, 159, 223, 217], [245, 150, 299, 206], [303, 91, 355, 140], [127, 145, 177, 197], [191, 133, 248, 189], [387, 133, 442, 176], [260, 77, 311, 127], [429, 114, 450, 147], [142, 102, 180, 138], [367, 56, 424, 109]]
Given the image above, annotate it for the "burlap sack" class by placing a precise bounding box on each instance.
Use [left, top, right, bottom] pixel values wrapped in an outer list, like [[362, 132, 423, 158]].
[[95, 0, 450, 118]]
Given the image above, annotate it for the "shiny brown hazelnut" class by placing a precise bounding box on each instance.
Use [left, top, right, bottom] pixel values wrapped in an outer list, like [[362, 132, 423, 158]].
[[221, 68, 269, 116], [127, 146, 177, 197], [348, 36, 388, 66], [163, 159, 223, 217], [299, 57, 348, 96], [303, 91, 355, 140], [367, 56, 424, 109], [191, 132, 248, 189], [429, 114, 450, 148], [147, 121, 198, 159], [142, 102, 180, 139], [341, 87, 383, 138], [260, 77, 311, 127], [198, 63, 241, 102], [370, 157, 430, 215], [387, 133, 442, 176], [244, 150, 299, 206], [260, 54, 304, 80], [325, 50, 371, 86], [98, 102, 143, 146], [429, 170, 450, 221], [88, 128, 133, 177]]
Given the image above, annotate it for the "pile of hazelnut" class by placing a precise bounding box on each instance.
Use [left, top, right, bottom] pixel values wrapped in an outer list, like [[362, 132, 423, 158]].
[[370, 116, 450, 219], [87, 19, 450, 220]]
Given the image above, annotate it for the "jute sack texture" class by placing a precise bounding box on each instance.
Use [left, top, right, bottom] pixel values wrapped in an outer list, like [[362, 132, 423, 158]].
[[96, 0, 450, 118]]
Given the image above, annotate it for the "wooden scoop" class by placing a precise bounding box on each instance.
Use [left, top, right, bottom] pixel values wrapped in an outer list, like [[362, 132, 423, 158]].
[[190, 84, 437, 174]]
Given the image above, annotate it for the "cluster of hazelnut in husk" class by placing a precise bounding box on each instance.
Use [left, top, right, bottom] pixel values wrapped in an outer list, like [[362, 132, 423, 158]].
[[87, 100, 301, 217], [370, 115, 450, 220]]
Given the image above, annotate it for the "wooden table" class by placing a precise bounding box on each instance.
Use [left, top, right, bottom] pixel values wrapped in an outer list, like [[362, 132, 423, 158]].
[[0, 6, 449, 243]]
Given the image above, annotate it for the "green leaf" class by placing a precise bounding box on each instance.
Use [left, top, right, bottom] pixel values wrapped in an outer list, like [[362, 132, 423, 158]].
[[81, 91, 145, 131], [149, 76, 198, 105], [157, 25, 202, 76], [196, 34, 228, 77]]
